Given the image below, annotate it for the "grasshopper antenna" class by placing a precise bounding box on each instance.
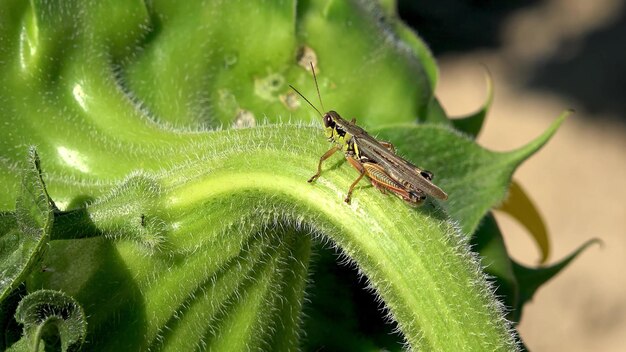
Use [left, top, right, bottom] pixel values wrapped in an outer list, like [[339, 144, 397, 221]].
[[309, 62, 325, 113], [289, 84, 323, 118], [289, 66, 325, 119], [288, 62, 327, 118]]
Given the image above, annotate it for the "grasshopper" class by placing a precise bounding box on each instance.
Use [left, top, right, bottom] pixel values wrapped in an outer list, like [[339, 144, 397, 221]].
[[290, 63, 448, 206]]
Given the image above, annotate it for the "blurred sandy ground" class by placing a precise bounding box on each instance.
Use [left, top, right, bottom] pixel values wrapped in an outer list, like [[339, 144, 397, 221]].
[[433, 0, 626, 350]]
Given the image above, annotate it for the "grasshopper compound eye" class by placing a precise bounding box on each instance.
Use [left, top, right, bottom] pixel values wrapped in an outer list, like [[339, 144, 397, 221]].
[[323, 114, 335, 128]]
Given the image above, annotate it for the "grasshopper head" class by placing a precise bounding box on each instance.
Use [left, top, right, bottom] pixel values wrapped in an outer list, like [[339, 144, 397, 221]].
[[323, 111, 340, 139]]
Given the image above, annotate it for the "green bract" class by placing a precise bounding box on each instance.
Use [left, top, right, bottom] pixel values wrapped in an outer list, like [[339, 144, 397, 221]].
[[0, 0, 593, 351]]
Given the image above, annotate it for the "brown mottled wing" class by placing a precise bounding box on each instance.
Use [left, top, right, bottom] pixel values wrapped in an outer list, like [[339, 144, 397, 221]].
[[352, 132, 448, 200]]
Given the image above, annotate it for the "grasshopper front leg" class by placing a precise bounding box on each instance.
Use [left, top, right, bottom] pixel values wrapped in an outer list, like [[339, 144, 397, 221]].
[[308, 145, 341, 183]]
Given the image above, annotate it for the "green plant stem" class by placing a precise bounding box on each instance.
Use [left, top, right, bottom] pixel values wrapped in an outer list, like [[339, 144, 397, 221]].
[[56, 124, 517, 351]]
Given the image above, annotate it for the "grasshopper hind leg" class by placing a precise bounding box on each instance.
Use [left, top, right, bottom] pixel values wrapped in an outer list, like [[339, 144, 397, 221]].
[[345, 169, 366, 204], [344, 156, 367, 203], [370, 179, 388, 194]]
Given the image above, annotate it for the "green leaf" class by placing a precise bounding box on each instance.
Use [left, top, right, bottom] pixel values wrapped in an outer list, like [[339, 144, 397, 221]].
[[21, 123, 517, 350], [511, 239, 600, 322], [1, 284, 27, 350], [0, 0, 439, 209], [296, 0, 435, 128], [471, 213, 518, 319], [1, 148, 54, 302], [371, 0, 440, 93], [14, 289, 86, 352], [302, 243, 404, 351], [472, 212, 600, 324], [497, 180, 550, 263], [423, 97, 452, 125], [374, 111, 567, 236], [450, 69, 493, 138]]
